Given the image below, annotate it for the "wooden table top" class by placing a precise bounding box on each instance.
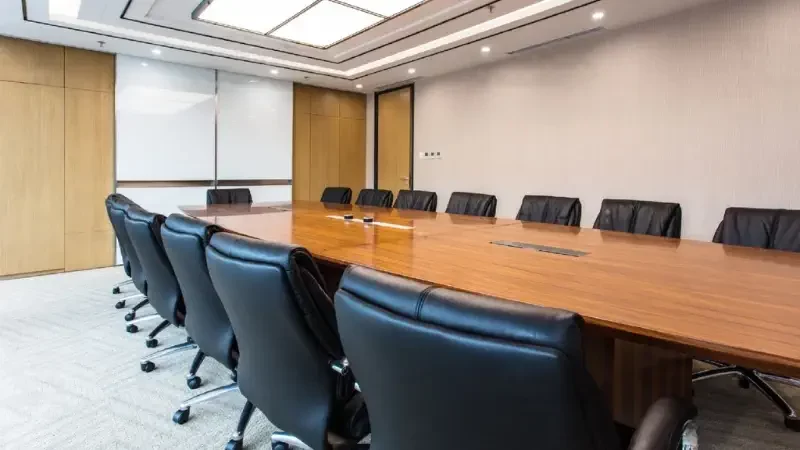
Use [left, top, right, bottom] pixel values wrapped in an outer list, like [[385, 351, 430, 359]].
[[182, 200, 800, 377]]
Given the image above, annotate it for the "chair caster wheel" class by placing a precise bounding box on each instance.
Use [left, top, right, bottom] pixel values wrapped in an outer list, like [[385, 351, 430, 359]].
[[125, 312, 136, 321], [113, 287, 121, 294], [126, 324, 138, 333], [225, 439, 243, 450], [230, 371, 237, 382], [145, 338, 158, 348], [186, 336, 194, 344], [140, 361, 155, 373], [172, 408, 190, 425], [187, 375, 202, 390], [115, 300, 126, 309], [785, 416, 800, 432], [272, 443, 289, 450], [738, 377, 750, 389]]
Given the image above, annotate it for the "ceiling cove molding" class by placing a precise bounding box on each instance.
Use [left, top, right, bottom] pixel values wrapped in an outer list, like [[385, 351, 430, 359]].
[[39, 0, 584, 79]]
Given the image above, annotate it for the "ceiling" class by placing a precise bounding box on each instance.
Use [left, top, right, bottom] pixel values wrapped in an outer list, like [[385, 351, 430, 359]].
[[1, 0, 723, 92]]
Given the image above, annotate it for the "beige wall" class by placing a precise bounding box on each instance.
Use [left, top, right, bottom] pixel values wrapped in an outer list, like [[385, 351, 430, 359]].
[[414, 0, 800, 240]]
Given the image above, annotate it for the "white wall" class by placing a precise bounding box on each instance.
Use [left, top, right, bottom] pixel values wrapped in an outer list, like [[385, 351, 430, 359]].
[[413, 0, 800, 240], [116, 56, 216, 181], [216, 71, 293, 182]]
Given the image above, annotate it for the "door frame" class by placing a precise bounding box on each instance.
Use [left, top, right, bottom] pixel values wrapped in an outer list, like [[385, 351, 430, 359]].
[[373, 83, 415, 190]]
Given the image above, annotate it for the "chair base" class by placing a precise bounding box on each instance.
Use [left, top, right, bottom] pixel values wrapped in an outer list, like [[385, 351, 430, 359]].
[[173, 382, 239, 424], [693, 362, 800, 431], [140, 340, 197, 372], [270, 432, 369, 450], [112, 279, 133, 295]]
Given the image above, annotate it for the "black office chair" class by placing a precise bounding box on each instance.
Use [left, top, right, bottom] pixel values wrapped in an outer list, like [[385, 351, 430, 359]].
[[694, 207, 800, 430], [161, 214, 253, 449], [206, 233, 370, 450], [105, 194, 136, 297], [335, 266, 698, 450], [124, 206, 200, 368], [393, 190, 437, 212], [593, 199, 682, 238], [207, 188, 253, 205], [445, 192, 497, 217], [516, 195, 582, 226], [106, 195, 151, 315], [355, 188, 393, 207], [321, 187, 353, 204]]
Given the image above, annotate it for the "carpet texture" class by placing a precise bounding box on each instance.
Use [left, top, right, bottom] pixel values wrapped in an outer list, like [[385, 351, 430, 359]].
[[0, 267, 798, 449]]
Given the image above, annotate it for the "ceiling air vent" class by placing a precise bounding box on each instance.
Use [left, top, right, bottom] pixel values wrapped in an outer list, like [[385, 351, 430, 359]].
[[506, 27, 605, 56]]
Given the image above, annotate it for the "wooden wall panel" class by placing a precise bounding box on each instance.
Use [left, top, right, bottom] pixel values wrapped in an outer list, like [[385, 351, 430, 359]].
[[64, 88, 115, 271], [0, 37, 64, 87], [339, 118, 367, 194], [293, 108, 311, 201], [340, 92, 366, 119], [0, 82, 65, 276], [310, 87, 340, 117], [309, 115, 340, 200], [64, 48, 115, 92], [293, 84, 366, 201]]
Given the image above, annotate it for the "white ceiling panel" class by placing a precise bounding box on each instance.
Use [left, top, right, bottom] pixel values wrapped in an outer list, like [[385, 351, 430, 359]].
[[339, 0, 426, 17], [197, 0, 316, 34], [270, 0, 383, 48]]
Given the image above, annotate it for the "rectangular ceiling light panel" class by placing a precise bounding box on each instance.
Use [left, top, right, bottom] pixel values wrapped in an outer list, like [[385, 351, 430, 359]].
[[338, 0, 425, 17], [270, 0, 382, 48], [198, 0, 316, 34]]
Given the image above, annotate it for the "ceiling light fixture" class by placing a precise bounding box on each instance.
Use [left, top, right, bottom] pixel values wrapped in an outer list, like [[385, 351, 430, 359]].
[[337, 0, 425, 17], [49, 0, 82, 18], [198, 0, 316, 34], [151, 48, 162, 55], [249, 79, 258, 83], [408, 68, 416, 74], [592, 10, 605, 21], [270, 1, 382, 48], [270, 69, 280, 75], [481, 46, 491, 54], [141, 62, 148, 67], [356, 84, 363, 89]]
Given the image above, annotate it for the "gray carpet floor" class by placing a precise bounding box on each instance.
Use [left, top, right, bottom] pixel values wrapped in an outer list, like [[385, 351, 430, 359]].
[[0, 267, 799, 449]]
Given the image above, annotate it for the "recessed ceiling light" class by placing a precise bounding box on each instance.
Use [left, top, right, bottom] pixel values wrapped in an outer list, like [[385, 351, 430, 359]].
[[141, 62, 148, 67], [151, 48, 161, 55], [270, 0, 382, 48], [249, 79, 258, 83], [337, 0, 424, 17], [481, 46, 491, 54], [198, 0, 316, 34], [592, 10, 605, 21], [355, 84, 363, 89], [49, 0, 82, 18], [270, 69, 280, 75], [408, 68, 416, 74]]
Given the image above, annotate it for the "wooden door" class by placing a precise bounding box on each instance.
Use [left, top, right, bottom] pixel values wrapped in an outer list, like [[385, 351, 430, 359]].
[[377, 87, 412, 198]]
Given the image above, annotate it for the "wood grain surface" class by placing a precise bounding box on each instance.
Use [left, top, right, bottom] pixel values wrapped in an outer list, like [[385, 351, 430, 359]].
[[182, 201, 800, 380]]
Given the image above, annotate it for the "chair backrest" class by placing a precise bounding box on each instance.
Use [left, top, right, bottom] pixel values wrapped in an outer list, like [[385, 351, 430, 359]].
[[161, 214, 237, 369], [593, 199, 681, 238], [334, 266, 619, 450], [445, 192, 497, 217], [355, 188, 394, 207], [206, 233, 367, 449], [393, 190, 438, 212], [105, 194, 134, 276], [713, 207, 800, 252], [320, 187, 353, 204], [124, 207, 184, 325], [516, 195, 581, 226], [106, 195, 147, 293], [206, 188, 253, 205]]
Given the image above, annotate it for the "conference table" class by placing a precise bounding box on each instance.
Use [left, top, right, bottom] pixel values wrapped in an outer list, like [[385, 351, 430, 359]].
[[182, 200, 800, 427]]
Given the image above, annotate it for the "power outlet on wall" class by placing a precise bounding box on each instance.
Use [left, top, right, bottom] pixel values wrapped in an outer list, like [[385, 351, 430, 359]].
[[419, 151, 443, 160]]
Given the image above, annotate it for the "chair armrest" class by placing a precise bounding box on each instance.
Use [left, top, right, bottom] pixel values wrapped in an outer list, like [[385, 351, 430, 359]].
[[628, 398, 698, 450]]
